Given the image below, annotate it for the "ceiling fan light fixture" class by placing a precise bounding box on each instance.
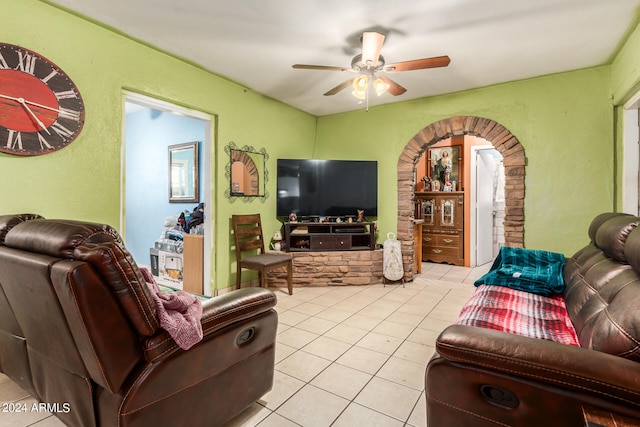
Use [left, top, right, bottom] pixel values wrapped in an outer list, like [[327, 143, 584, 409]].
[[352, 88, 367, 100], [353, 75, 368, 90], [374, 77, 390, 96]]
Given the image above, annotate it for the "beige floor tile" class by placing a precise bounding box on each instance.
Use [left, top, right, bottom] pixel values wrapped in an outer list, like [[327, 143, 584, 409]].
[[418, 316, 454, 333], [385, 311, 426, 327], [428, 306, 463, 323], [254, 412, 300, 426], [395, 301, 435, 317], [356, 331, 403, 355], [324, 323, 369, 344], [372, 320, 416, 340], [393, 340, 433, 366], [224, 402, 271, 427], [357, 304, 396, 320], [30, 416, 67, 427], [289, 302, 327, 316], [331, 403, 404, 427], [354, 376, 422, 421], [369, 298, 404, 310], [406, 327, 441, 347], [258, 371, 305, 411], [376, 356, 426, 390], [380, 290, 418, 304], [295, 316, 337, 335], [277, 309, 310, 326], [302, 336, 351, 361], [307, 294, 342, 307], [342, 313, 383, 330], [336, 346, 389, 375], [314, 307, 353, 323], [274, 342, 297, 363], [276, 350, 332, 382], [0, 376, 29, 401], [310, 363, 372, 400], [276, 327, 319, 349], [276, 384, 349, 427], [407, 391, 427, 427], [272, 297, 302, 312]]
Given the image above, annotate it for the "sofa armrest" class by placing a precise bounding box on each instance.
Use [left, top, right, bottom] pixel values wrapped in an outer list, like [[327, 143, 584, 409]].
[[144, 287, 276, 361], [435, 324, 640, 409]]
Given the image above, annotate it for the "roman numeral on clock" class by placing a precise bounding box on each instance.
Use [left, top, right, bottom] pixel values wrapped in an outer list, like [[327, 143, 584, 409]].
[[6, 130, 22, 150], [15, 51, 37, 75], [58, 107, 81, 122], [50, 122, 74, 140], [54, 90, 77, 100]]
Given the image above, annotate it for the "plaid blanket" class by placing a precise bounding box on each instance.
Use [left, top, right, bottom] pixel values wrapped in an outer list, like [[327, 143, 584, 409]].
[[456, 284, 580, 346], [474, 246, 566, 296]]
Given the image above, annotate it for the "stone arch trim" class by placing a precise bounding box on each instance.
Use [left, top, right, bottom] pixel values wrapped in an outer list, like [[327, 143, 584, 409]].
[[397, 116, 526, 281]]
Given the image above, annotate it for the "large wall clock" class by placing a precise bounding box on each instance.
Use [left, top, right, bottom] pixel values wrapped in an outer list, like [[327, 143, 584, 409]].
[[0, 43, 85, 156]]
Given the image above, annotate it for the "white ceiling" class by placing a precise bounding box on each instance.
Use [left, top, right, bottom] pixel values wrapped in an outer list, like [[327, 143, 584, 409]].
[[49, 0, 640, 116]]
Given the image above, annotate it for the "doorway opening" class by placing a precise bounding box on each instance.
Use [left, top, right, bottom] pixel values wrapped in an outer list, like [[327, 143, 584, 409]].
[[397, 116, 526, 281], [623, 92, 640, 215], [470, 146, 505, 266], [121, 92, 214, 296]]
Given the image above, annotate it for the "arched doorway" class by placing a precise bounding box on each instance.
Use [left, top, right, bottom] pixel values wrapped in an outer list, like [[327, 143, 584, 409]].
[[397, 116, 526, 281]]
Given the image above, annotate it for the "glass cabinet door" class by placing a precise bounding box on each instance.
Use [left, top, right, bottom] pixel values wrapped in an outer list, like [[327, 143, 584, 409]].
[[440, 198, 456, 227], [422, 198, 435, 226]]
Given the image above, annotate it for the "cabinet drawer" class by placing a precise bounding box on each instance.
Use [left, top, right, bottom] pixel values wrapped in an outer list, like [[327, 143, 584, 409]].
[[422, 246, 461, 265], [310, 235, 352, 251], [422, 234, 460, 247], [436, 234, 460, 247]]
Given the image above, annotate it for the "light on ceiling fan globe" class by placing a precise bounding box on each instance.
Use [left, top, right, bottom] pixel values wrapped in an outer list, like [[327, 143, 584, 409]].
[[353, 75, 368, 90], [374, 78, 390, 96], [352, 89, 367, 100]]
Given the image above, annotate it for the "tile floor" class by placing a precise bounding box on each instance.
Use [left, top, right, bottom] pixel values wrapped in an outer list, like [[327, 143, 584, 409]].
[[0, 262, 491, 427]]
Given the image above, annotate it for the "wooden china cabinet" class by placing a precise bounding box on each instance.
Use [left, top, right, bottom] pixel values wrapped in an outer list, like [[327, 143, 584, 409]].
[[415, 191, 464, 266]]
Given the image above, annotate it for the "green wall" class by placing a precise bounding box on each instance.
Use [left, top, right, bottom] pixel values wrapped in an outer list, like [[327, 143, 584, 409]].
[[316, 66, 614, 256], [0, 0, 317, 292], [3, 1, 639, 289]]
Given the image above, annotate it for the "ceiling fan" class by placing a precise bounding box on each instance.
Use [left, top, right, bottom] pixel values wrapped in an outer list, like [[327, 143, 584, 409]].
[[292, 31, 450, 100]]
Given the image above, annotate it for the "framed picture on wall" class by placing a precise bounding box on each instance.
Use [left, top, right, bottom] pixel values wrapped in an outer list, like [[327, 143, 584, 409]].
[[428, 146, 461, 189]]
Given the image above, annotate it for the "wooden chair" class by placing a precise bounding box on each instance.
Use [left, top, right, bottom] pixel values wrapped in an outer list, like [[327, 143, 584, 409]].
[[232, 214, 293, 295]]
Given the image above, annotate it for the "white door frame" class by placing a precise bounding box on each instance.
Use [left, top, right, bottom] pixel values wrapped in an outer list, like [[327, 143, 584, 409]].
[[121, 91, 214, 296], [623, 91, 640, 215]]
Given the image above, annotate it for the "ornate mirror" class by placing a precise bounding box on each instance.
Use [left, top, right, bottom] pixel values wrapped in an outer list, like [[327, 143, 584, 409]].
[[225, 142, 268, 198], [168, 141, 199, 203]]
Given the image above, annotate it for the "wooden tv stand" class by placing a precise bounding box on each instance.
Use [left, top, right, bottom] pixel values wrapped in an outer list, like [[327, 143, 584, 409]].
[[284, 222, 375, 252]]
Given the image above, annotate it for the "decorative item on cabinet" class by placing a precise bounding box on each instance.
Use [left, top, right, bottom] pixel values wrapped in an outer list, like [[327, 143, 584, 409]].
[[415, 191, 464, 266]]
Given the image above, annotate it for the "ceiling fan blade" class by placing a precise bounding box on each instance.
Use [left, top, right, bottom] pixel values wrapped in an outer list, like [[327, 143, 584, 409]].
[[323, 79, 353, 96], [293, 64, 351, 72], [378, 75, 406, 96], [384, 55, 451, 72], [361, 32, 385, 67]]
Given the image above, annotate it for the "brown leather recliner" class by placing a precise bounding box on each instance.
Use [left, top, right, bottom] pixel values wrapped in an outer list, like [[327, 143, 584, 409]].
[[0, 215, 278, 427], [426, 212, 640, 426]]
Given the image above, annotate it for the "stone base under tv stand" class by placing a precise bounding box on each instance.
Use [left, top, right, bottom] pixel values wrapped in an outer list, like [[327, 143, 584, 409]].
[[267, 249, 384, 287]]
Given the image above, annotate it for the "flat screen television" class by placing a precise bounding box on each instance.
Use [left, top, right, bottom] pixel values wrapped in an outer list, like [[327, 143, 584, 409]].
[[276, 159, 378, 219]]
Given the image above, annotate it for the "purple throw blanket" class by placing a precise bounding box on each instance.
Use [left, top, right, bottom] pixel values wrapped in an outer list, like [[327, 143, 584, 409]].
[[140, 268, 203, 350]]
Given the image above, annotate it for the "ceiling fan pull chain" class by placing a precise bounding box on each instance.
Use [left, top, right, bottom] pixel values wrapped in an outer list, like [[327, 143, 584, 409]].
[[366, 85, 370, 112]]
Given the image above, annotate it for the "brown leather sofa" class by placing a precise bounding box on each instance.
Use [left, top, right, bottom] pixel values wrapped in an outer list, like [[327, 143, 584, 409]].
[[426, 212, 640, 426], [0, 214, 278, 427]]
